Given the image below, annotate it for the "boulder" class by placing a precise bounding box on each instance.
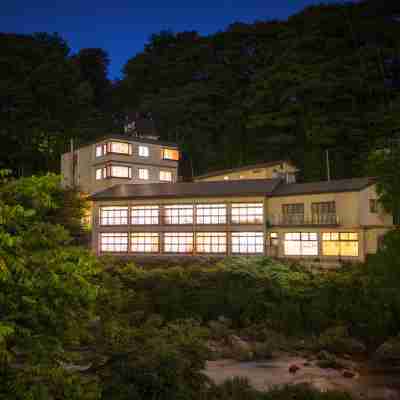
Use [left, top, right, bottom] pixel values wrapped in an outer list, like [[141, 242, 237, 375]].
[[227, 335, 254, 361], [318, 326, 366, 355]]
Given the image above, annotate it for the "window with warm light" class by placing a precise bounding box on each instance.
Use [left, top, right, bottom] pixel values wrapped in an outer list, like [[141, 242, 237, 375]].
[[139, 145, 149, 157], [231, 232, 264, 254], [110, 165, 132, 178], [231, 203, 263, 224], [196, 204, 227, 224], [96, 145, 104, 157], [322, 232, 358, 257], [109, 141, 132, 155], [196, 232, 227, 253], [162, 148, 179, 161], [100, 233, 128, 252], [131, 206, 159, 225], [269, 232, 279, 247], [164, 232, 193, 253], [100, 207, 129, 225], [284, 232, 318, 256], [96, 168, 104, 180], [139, 168, 149, 180], [131, 233, 159, 253], [160, 170, 172, 182], [164, 205, 193, 224]]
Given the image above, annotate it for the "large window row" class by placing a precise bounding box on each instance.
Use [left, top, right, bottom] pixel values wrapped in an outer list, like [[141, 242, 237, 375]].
[[99, 232, 264, 254], [95, 141, 179, 161], [96, 166, 173, 182], [99, 203, 264, 226]]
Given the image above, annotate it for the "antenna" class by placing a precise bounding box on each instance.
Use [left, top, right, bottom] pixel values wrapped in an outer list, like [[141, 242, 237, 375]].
[[326, 149, 331, 181]]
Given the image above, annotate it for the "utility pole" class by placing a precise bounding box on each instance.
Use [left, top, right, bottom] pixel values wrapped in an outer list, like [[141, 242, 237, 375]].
[[326, 149, 331, 182], [70, 138, 75, 188]]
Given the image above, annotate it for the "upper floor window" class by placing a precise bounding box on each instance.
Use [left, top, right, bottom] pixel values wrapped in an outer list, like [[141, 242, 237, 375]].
[[139, 145, 149, 157], [110, 165, 132, 179], [96, 167, 106, 180], [231, 203, 263, 224], [369, 199, 378, 213], [196, 204, 227, 224], [100, 206, 128, 225], [282, 203, 304, 224], [96, 144, 106, 157], [162, 148, 179, 161], [160, 170, 172, 182], [131, 205, 159, 225], [311, 202, 336, 224], [109, 141, 132, 155], [139, 168, 149, 180], [163, 205, 193, 224]]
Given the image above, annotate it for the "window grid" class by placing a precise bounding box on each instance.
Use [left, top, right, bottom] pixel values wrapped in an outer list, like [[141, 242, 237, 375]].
[[100, 233, 128, 253], [163, 205, 193, 225], [108, 141, 132, 155], [164, 232, 194, 253], [139, 145, 149, 157], [160, 170, 172, 182], [282, 203, 304, 224], [231, 232, 264, 254], [131, 206, 159, 225], [322, 232, 359, 257], [108, 165, 132, 179], [231, 203, 263, 224], [311, 202, 336, 224], [196, 232, 227, 254], [139, 168, 149, 180], [284, 232, 318, 256], [131, 233, 160, 253], [100, 207, 129, 225], [196, 204, 227, 224]]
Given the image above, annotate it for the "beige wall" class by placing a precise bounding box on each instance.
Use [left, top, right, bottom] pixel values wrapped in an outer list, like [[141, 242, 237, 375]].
[[359, 185, 393, 227], [61, 139, 179, 194], [195, 162, 297, 182]]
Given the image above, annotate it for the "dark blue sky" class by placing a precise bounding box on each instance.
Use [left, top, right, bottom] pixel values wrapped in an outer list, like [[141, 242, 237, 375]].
[[2, 0, 338, 79]]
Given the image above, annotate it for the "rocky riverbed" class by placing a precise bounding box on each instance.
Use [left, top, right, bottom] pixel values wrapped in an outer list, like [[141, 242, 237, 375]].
[[205, 352, 400, 399]]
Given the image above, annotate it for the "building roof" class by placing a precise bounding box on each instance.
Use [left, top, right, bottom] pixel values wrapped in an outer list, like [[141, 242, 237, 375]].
[[194, 160, 296, 180], [89, 179, 282, 201], [72, 133, 178, 152], [271, 177, 375, 197]]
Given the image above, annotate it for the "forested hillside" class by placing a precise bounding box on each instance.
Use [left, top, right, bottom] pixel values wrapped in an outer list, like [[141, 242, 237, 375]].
[[1, 0, 400, 181]]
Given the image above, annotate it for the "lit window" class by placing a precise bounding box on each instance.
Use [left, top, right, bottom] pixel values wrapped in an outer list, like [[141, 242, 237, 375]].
[[131, 206, 159, 225], [100, 207, 128, 225], [284, 232, 318, 256], [282, 204, 304, 225], [139, 145, 149, 157], [160, 170, 172, 182], [100, 233, 128, 253], [164, 205, 193, 224], [131, 233, 159, 253], [231, 203, 263, 224], [231, 232, 264, 254], [96, 145, 103, 157], [269, 232, 279, 247], [96, 168, 104, 180], [322, 232, 358, 257], [196, 232, 227, 254], [110, 165, 132, 178], [162, 148, 179, 161], [109, 141, 132, 155], [369, 199, 378, 213], [224, 176, 230, 180], [164, 232, 193, 253], [196, 204, 227, 224], [139, 168, 149, 180]]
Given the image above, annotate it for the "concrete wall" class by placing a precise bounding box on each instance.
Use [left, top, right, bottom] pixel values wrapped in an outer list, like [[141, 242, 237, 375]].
[[195, 162, 297, 182]]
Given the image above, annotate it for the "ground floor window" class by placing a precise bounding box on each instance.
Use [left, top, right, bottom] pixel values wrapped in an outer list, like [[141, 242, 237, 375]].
[[269, 232, 279, 247], [196, 232, 227, 253], [100, 233, 128, 253], [284, 232, 318, 256], [231, 232, 264, 254], [131, 233, 159, 253], [164, 232, 194, 253], [322, 232, 358, 257]]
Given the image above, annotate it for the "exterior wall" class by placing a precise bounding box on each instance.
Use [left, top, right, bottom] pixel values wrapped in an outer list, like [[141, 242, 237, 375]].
[[61, 138, 179, 195], [268, 191, 361, 228], [359, 185, 393, 227], [195, 162, 297, 182]]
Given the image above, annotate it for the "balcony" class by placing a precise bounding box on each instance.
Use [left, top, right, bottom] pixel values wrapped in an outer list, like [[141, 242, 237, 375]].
[[269, 213, 340, 227]]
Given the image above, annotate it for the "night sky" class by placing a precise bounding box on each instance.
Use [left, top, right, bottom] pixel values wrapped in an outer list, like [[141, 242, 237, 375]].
[[2, 0, 338, 79]]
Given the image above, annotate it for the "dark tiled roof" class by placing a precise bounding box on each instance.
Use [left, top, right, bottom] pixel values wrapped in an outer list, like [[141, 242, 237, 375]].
[[271, 177, 375, 197], [75, 134, 178, 150], [194, 160, 296, 180], [90, 179, 282, 201]]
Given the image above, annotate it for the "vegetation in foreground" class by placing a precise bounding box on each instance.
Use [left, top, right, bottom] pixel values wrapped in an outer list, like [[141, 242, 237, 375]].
[[1, 173, 400, 399]]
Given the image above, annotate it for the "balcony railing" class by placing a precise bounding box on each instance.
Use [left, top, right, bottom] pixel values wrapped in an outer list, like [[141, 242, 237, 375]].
[[269, 213, 340, 226]]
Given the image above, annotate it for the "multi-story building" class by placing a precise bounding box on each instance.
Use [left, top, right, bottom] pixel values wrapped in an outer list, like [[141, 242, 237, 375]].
[[61, 134, 179, 194], [88, 177, 394, 263]]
